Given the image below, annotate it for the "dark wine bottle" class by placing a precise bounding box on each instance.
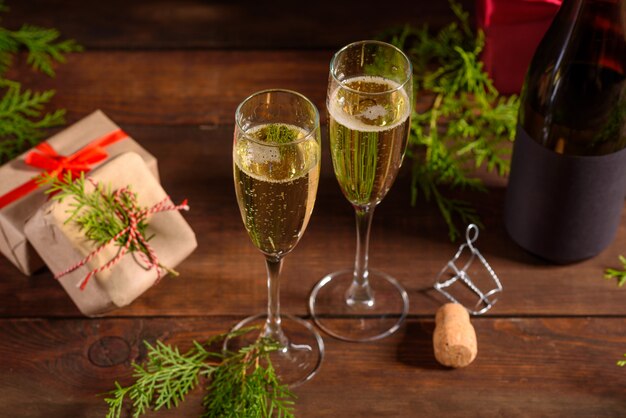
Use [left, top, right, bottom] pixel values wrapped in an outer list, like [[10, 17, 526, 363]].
[[504, 0, 626, 263]]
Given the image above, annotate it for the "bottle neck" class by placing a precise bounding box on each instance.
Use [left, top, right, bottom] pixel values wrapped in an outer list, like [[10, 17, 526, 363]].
[[519, 0, 626, 156], [559, 0, 626, 93]]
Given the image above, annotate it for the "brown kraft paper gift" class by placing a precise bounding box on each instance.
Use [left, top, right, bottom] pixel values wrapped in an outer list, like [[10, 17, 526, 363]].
[[0, 110, 159, 275], [24, 152, 197, 316]]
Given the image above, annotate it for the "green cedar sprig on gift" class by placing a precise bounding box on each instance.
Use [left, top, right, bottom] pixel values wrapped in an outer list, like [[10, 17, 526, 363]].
[[617, 354, 626, 367], [605, 255, 626, 287], [40, 172, 150, 253], [0, 0, 82, 165], [379, 0, 519, 240], [39, 171, 181, 278], [104, 326, 295, 418]]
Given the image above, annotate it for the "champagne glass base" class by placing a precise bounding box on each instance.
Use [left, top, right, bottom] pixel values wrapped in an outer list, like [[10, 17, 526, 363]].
[[308, 269, 409, 342], [223, 314, 324, 387]]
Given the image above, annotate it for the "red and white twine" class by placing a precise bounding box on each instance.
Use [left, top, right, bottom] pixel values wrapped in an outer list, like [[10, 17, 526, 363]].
[[55, 179, 189, 290]]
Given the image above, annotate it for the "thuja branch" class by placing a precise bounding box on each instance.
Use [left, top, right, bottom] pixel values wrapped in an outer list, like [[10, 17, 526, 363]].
[[202, 337, 295, 417], [0, 78, 66, 163], [41, 172, 149, 249], [0, 24, 81, 77], [39, 171, 178, 276], [605, 255, 626, 287], [605, 257, 626, 369], [0, 0, 82, 164], [380, 0, 519, 240], [104, 327, 295, 418]]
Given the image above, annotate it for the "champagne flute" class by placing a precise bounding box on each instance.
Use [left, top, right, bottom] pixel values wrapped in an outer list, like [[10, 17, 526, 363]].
[[308, 40, 413, 342], [227, 89, 324, 386]]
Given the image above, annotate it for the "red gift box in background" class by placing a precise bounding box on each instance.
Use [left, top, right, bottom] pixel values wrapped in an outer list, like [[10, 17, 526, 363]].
[[477, 0, 562, 94]]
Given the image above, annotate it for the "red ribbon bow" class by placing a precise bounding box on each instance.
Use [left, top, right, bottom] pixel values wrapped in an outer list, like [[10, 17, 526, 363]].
[[25, 142, 108, 177], [0, 129, 128, 210]]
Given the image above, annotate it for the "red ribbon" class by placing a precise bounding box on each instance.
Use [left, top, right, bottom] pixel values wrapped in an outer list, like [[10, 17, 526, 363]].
[[0, 129, 128, 210]]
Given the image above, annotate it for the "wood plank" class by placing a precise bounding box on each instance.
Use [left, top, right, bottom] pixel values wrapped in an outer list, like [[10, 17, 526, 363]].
[[0, 316, 624, 417], [2, 0, 475, 50], [8, 50, 456, 127], [8, 50, 330, 126], [1, 125, 624, 318]]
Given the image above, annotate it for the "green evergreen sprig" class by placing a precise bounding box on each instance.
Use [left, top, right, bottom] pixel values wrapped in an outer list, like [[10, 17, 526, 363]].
[[39, 171, 181, 276], [604, 257, 626, 368], [0, 24, 81, 77], [104, 327, 295, 418], [0, 78, 65, 162], [380, 0, 519, 240], [40, 172, 150, 252], [0, 0, 82, 165], [605, 255, 626, 287], [202, 337, 295, 418]]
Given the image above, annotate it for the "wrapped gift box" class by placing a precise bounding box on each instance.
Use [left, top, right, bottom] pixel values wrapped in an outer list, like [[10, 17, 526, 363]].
[[477, 0, 562, 94], [24, 152, 197, 316], [0, 110, 159, 275]]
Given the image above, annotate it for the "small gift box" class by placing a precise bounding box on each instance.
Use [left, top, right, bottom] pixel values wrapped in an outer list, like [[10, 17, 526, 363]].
[[477, 0, 561, 94], [24, 152, 197, 316], [0, 110, 158, 275]]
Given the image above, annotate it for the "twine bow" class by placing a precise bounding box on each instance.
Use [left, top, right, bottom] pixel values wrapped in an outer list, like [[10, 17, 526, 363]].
[[55, 179, 189, 290]]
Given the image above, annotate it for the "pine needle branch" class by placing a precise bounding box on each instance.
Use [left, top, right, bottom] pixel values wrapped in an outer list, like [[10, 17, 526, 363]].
[[381, 0, 519, 240], [617, 353, 626, 367]]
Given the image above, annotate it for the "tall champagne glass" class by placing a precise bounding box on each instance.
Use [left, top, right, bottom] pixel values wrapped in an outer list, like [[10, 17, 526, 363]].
[[308, 40, 413, 342], [227, 89, 324, 386]]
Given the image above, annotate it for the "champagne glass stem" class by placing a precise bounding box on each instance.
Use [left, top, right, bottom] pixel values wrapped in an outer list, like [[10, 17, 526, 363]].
[[346, 206, 376, 307], [263, 256, 289, 347]]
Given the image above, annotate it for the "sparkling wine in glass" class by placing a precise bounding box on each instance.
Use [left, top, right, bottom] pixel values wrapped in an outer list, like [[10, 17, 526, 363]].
[[308, 40, 413, 342], [227, 89, 324, 386]]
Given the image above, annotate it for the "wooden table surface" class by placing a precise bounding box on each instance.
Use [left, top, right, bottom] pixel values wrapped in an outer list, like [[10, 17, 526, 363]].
[[1, 1, 625, 417]]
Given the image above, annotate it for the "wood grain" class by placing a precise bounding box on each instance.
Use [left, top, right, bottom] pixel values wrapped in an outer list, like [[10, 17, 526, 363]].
[[2, 3, 625, 417], [0, 316, 624, 417], [8, 50, 457, 127], [2, 0, 475, 50], [8, 51, 330, 126], [1, 125, 624, 318]]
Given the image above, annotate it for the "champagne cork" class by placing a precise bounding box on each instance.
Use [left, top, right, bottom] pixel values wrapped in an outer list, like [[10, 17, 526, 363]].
[[433, 303, 477, 368]]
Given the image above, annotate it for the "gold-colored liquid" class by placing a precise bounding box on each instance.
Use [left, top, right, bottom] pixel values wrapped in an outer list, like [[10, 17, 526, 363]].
[[234, 124, 320, 256], [328, 76, 411, 206]]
